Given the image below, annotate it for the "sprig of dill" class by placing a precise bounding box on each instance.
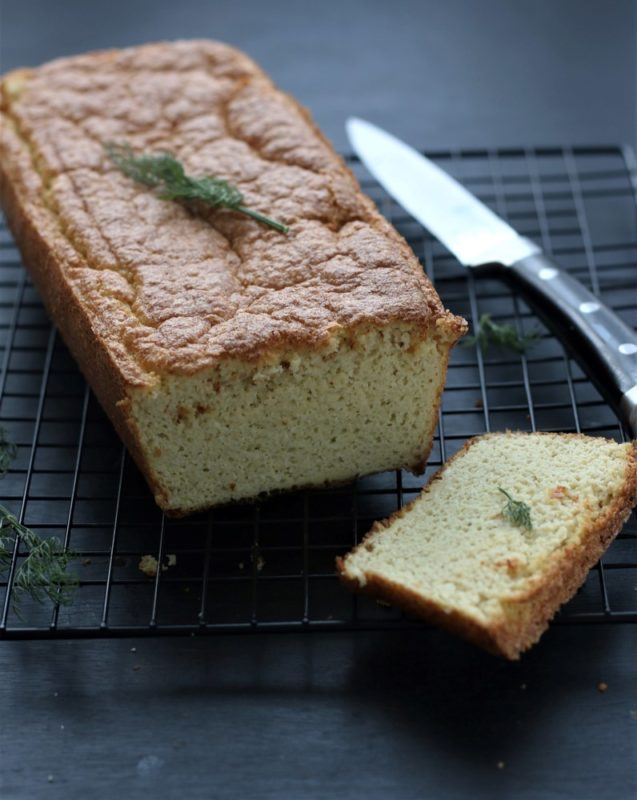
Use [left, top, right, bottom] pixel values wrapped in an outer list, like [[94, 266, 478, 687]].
[[498, 487, 533, 531], [0, 503, 78, 610], [463, 314, 539, 354], [0, 425, 17, 478], [105, 143, 289, 234]]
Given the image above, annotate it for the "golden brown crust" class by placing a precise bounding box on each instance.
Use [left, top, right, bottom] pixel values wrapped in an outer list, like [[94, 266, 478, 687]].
[[337, 432, 637, 659], [0, 40, 465, 388]]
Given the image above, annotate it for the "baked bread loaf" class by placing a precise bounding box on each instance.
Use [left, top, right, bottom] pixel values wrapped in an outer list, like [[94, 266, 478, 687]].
[[0, 41, 465, 515], [338, 432, 637, 659]]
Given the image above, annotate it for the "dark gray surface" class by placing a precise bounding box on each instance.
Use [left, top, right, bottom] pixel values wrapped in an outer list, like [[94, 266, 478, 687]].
[[1, 0, 635, 151], [0, 1, 636, 799], [1, 628, 636, 800]]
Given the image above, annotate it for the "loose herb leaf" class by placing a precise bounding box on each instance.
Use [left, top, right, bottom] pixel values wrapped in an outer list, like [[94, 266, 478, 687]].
[[498, 487, 533, 531], [0, 503, 78, 610], [105, 143, 289, 234], [0, 425, 17, 478], [463, 314, 539, 354]]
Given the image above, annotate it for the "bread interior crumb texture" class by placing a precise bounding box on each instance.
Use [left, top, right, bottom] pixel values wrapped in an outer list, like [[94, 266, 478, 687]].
[[131, 325, 447, 513]]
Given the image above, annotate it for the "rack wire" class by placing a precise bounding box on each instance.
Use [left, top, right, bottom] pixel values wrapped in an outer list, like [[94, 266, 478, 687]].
[[1, 145, 636, 639]]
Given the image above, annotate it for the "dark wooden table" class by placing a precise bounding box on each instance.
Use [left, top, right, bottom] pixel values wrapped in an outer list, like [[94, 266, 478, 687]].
[[1, 1, 636, 798]]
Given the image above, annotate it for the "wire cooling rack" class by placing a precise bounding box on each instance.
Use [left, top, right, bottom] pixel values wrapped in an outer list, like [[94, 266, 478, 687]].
[[1, 145, 636, 639]]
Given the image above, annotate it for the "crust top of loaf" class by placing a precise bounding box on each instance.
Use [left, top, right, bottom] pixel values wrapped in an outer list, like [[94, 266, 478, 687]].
[[0, 40, 465, 386]]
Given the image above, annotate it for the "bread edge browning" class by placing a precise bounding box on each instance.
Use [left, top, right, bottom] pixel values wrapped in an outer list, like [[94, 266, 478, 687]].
[[0, 112, 175, 507], [337, 432, 637, 659]]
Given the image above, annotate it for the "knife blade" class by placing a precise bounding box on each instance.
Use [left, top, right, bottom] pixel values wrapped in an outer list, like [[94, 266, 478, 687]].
[[346, 118, 637, 436]]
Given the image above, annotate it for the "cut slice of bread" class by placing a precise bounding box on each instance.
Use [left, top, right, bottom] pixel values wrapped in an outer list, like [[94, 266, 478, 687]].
[[337, 432, 637, 659]]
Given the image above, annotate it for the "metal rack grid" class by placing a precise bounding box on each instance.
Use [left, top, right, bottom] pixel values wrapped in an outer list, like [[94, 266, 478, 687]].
[[1, 145, 636, 639]]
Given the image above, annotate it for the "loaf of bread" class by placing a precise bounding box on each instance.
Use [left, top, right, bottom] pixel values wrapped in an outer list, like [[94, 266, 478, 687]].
[[338, 432, 637, 658], [0, 41, 465, 514]]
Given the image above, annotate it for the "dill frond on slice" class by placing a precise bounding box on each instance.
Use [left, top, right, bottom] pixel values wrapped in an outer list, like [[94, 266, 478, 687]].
[[497, 487, 533, 531]]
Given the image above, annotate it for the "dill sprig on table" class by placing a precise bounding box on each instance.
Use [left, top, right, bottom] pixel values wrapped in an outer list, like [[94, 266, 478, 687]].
[[0, 503, 78, 609], [498, 488, 533, 531], [463, 314, 539, 354], [0, 425, 17, 478], [105, 143, 289, 234]]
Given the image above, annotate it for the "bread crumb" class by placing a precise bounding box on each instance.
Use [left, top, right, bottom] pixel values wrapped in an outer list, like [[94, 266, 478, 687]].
[[138, 553, 177, 577], [139, 555, 159, 577], [597, 681, 608, 693], [130, 647, 136, 653]]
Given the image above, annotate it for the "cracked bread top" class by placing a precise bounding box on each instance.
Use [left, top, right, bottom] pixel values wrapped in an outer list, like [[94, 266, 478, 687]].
[[0, 40, 465, 387]]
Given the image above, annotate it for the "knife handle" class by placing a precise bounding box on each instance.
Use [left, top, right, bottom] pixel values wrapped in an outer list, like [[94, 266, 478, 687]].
[[496, 252, 637, 437]]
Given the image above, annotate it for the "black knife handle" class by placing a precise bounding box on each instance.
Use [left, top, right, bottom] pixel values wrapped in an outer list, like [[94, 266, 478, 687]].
[[493, 252, 637, 437]]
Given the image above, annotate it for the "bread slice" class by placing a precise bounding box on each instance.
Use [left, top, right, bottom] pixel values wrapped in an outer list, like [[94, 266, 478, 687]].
[[0, 41, 466, 515], [337, 432, 637, 659]]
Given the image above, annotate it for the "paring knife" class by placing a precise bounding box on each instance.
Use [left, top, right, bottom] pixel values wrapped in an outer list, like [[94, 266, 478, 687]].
[[347, 118, 637, 437]]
